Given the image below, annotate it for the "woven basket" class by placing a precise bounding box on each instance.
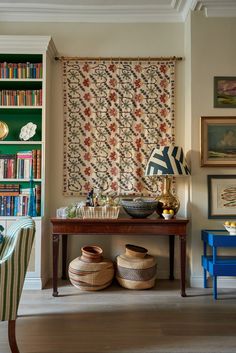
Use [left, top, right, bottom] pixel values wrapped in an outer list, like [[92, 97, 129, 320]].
[[69, 245, 115, 291], [81, 206, 120, 219], [116, 244, 157, 290]]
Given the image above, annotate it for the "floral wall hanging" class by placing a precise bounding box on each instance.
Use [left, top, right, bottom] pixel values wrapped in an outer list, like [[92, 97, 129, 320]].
[[62, 58, 176, 196]]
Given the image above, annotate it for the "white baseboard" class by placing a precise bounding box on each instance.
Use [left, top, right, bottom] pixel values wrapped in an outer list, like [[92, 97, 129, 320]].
[[191, 275, 236, 288], [23, 277, 47, 290]]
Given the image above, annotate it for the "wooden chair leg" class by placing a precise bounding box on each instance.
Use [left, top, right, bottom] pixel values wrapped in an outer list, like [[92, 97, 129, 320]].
[[8, 320, 20, 353]]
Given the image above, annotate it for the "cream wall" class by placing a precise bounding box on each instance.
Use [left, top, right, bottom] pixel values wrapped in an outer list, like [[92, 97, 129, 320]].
[[0, 21, 188, 280], [190, 12, 236, 287], [1, 12, 236, 287]]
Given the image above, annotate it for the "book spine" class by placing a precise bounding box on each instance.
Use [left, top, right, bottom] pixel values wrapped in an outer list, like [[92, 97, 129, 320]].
[[6, 196, 11, 216], [35, 184, 41, 216], [36, 150, 41, 179], [14, 197, 19, 216], [0, 192, 20, 196], [2, 196, 7, 216], [32, 150, 37, 179]]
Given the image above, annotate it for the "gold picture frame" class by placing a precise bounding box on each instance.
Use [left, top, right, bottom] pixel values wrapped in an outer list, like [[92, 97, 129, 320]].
[[201, 116, 236, 167], [208, 175, 236, 219], [214, 77, 236, 108]]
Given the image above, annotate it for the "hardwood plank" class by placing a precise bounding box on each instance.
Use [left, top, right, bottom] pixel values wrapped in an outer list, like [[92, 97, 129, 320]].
[[0, 280, 236, 353]]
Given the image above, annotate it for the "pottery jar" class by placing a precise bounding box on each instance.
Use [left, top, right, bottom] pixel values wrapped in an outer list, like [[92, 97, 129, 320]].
[[116, 244, 157, 289], [69, 245, 114, 291]]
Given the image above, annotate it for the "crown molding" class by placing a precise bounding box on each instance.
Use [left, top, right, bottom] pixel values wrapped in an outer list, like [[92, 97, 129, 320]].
[[0, 0, 189, 23], [0, 35, 57, 58], [0, 1, 235, 23], [192, 1, 236, 17]]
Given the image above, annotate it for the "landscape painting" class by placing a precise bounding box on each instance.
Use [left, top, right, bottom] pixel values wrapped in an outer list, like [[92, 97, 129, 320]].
[[201, 116, 236, 166], [214, 77, 236, 108]]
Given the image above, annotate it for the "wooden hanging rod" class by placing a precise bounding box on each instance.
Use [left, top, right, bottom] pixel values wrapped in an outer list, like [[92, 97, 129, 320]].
[[55, 56, 183, 62]]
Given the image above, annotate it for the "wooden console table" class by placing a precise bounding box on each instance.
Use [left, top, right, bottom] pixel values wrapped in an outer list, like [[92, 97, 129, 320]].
[[50, 217, 189, 297]]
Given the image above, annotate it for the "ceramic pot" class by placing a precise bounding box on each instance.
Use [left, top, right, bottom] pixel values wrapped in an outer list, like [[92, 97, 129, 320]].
[[116, 244, 157, 290], [69, 245, 114, 291]]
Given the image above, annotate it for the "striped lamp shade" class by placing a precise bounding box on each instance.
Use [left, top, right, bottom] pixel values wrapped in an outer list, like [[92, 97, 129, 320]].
[[145, 146, 190, 176]]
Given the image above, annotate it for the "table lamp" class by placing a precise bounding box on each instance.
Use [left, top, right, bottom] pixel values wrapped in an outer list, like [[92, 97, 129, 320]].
[[145, 145, 190, 215]]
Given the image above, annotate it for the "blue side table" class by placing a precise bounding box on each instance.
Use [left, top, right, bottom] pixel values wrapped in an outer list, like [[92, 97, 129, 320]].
[[201, 229, 236, 299]]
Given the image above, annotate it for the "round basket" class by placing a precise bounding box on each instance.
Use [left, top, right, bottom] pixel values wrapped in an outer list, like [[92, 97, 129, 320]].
[[116, 244, 157, 290], [69, 245, 114, 291]]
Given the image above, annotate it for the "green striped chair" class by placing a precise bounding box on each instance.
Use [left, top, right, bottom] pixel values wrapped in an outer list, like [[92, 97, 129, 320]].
[[0, 217, 35, 353]]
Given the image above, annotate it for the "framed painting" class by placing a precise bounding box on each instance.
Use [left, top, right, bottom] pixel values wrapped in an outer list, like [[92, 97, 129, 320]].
[[208, 175, 236, 219], [214, 76, 236, 108], [201, 116, 236, 167]]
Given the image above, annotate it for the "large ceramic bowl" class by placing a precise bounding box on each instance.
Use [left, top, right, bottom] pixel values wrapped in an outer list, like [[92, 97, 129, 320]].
[[120, 198, 158, 218]]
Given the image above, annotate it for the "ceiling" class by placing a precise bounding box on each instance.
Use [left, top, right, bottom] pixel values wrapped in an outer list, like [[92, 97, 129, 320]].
[[0, 0, 235, 22]]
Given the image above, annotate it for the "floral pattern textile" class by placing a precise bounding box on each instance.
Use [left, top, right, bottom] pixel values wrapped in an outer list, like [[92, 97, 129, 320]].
[[62, 60, 175, 196]]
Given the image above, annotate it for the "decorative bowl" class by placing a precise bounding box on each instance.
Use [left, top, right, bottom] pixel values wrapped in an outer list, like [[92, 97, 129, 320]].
[[162, 213, 173, 220], [224, 224, 236, 235], [120, 197, 158, 218]]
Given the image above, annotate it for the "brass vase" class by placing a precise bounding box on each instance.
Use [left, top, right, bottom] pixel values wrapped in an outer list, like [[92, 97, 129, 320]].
[[156, 176, 180, 216]]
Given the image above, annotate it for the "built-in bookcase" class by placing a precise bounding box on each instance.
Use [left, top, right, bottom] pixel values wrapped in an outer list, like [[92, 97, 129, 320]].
[[0, 36, 57, 289]]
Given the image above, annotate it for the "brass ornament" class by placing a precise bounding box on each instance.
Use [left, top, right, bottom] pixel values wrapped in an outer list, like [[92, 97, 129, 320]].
[[0, 121, 9, 140]]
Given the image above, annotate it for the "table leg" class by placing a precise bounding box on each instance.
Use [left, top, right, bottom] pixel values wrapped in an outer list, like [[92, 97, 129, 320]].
[[213, 246, 217, 300], [169, 235, 175, 280], [52, 234, 59, 297], [213, 276, 217, 300], [204, 268, 207, 288], [203, 241, 207, 288], [180, 235, 187, 297], [62, 234, 68, 280]]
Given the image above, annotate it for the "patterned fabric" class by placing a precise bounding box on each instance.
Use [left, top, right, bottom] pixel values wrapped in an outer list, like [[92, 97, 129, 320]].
[[145, 145, 190, 176], [0, 234, 4, 254], [62, 59, 176, 196], [0, 217, 35, 321]]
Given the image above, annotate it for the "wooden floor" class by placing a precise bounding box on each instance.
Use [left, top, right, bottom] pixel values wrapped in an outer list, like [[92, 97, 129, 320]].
[[1, 280, 236, 353]]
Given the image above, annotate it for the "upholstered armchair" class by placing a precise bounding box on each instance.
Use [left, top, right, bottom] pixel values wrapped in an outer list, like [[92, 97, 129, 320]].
[[0, 217, 35, 353]]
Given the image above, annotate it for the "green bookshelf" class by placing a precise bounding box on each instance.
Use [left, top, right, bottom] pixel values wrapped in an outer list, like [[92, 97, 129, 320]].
[[0, 35, 57, 289], [0, 110, 42, 140]]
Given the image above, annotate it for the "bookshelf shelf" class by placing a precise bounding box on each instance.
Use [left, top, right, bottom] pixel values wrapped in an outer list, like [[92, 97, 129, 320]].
[[0, 141, 42, 144], [0, 35, 57, 290], [0, 178, 42, 182], [0, 79, 43, 82], [0, 216, 42, 220], [0, 106, 42, 109]]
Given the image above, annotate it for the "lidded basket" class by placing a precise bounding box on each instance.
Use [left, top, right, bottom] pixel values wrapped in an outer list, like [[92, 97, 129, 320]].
[[69, 245, 114, 291], [116, 244, 157, 289]]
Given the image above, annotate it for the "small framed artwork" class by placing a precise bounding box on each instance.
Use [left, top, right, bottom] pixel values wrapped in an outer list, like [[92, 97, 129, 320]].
[[201, 116, 236, 167], [214, 76, 236, 108], [208, 175, 236, 219]]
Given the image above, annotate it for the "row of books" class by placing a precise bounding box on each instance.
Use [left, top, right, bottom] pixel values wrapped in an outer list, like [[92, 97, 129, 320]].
[[0, 62, 43, 79], [0, 184, 41, 216], [0, 150, 41, 179], [0, 89, 42, 106]]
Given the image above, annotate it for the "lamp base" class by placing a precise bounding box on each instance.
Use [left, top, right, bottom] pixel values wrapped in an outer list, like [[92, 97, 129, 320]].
[[156, 193, 180, 216], [156, 175, 180, 216]]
